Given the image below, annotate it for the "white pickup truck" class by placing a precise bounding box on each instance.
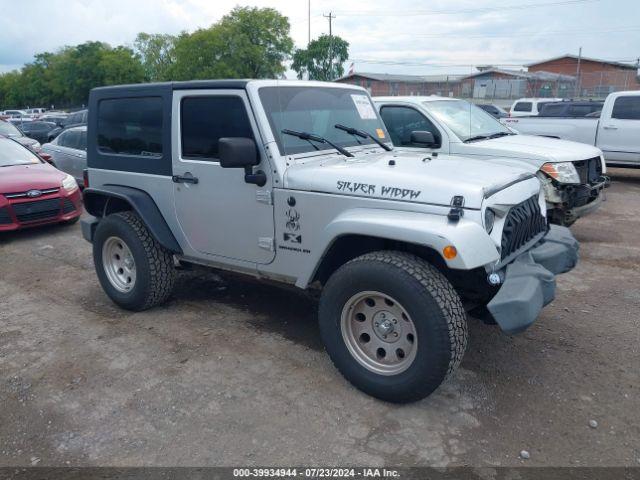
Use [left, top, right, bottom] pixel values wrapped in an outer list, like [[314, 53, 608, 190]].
[[501, 91, 640, 167], [375, 96, 609, 225]]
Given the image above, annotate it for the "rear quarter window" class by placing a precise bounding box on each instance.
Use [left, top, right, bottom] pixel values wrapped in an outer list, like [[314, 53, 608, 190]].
[[612, 96, 640, 120], [97, 97, 163, 156], [513, 102, 532, 112]]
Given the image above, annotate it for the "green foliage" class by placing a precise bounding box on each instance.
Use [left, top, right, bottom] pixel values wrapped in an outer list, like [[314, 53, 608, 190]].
[[0, 6, 294, 109], [0, 42, 145, 109], [170, 6, 293, 80], [134, 33, 176, 82], [292, 34, 350, 81]]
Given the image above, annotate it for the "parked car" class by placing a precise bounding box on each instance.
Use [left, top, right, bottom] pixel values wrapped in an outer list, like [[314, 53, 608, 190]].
[[0, 136, 81, 231], [39, 114, 68, 127], [538, 101, 604, 117], [509, 98, 563, 117], [502, 91, 640, 167], [0, 119, 42, 154], [477, 103, 509, 118], [1, 109, 29, 119], [16, 121, 57, 144], [374, 96, 609, 225], [42, 125, 87, 184], [24, 108, 47, 118], [47, 109, 87, 141], [80, 80, 578, 403]]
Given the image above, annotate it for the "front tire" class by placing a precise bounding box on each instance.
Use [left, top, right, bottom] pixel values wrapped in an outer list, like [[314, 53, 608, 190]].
[[319, 251, 467, 403], [93, 211, 176, 311]]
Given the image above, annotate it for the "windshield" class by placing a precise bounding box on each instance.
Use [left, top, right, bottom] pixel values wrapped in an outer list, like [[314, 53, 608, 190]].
[[259, 86, 390, 155], [424, 100, 511, 142], [0, 137, 41, 167], [0, 121, 22, 137]]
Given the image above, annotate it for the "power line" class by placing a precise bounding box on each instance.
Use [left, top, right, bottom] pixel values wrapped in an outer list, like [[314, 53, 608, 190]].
[[349, 58, 639, 68], [408, 25, 640, 39], [333, 0, 599, 16]]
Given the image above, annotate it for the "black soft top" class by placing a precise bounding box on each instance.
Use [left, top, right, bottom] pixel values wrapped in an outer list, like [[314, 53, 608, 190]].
[[91, 80, 249, 96]]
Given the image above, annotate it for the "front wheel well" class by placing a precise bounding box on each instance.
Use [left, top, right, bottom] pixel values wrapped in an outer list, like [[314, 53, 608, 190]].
[[312, 235, 448, 286], [312, 235, 495, 306]]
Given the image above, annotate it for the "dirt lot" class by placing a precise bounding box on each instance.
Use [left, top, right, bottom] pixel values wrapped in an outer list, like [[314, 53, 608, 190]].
[[0, 168, 638, 467]]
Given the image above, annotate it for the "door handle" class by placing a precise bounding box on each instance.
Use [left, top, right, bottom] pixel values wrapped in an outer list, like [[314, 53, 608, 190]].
[[172, 173, 199, 184], [603, 125, 618, 130]]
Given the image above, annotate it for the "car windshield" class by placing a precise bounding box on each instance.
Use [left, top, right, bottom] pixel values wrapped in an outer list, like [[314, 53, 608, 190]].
[[424, 100, 511, 142], [0, 121, 22, 137], [0, 138, 41, 167], [259, 86, 390, 155]]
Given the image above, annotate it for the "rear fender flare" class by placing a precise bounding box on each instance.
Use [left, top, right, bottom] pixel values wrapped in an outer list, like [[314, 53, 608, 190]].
[[83, 185, 182, 254]]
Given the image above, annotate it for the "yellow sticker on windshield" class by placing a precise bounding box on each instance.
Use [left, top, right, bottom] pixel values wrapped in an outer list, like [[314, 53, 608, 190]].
[[376, 128, 385, 139]]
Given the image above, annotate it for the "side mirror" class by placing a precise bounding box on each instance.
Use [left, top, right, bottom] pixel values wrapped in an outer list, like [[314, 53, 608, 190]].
[[219, 137, 259, 169], [218, 137, 266, 187], [410, 131, 436, 146]]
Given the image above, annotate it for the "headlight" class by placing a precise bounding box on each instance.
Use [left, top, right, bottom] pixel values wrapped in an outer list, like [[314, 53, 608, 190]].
[[61, 174, 78, 192], [31, 142, 42, 152], [484, 208, 495, 233], [540, 162, 580, 184]]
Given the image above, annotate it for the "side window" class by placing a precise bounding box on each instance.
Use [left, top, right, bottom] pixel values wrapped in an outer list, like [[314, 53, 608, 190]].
[[611, 96, 640, 120], [57, 131, 71, 148], [61, 130, 81, 149], [97, 97, 163, 157], [539, 104, 564, 116], [181, 96, 254, 161], [513, 102, 532, 112], [78, 130, 87, 151], [569, 105, 593, 117], [380, 106, 441, 147]]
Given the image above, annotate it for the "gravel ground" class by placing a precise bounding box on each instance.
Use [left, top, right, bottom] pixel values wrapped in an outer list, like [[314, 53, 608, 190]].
[[0, 168, 638, 467]]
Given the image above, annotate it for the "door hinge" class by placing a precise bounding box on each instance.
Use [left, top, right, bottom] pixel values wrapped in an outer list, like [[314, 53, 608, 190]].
[[258, 237, 275, 251], [256, 190, 273, 205]]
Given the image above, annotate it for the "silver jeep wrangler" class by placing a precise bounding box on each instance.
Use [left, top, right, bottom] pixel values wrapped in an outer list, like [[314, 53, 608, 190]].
[[81, 80, 578, 403]]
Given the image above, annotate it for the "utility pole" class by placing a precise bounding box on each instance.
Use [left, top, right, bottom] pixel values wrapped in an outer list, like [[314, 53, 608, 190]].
[[308, 0, 311, 47], [575, 46, 582, 98], [323, 11, 335, 37], [323, 11, 336, 80]]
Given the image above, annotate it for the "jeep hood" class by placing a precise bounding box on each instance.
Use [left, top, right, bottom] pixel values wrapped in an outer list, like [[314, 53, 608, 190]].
[[284, 151, 537, 209], [451, 134, 602, 169]]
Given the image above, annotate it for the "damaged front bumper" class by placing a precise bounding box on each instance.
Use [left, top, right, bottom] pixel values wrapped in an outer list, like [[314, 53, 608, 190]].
[[548, 175, 610, 224], [486, 225, 579, 334]]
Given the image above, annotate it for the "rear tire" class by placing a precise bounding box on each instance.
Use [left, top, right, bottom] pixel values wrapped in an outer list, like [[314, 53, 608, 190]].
[[93, 211, 176, 311], [319, 251, 467, 403]]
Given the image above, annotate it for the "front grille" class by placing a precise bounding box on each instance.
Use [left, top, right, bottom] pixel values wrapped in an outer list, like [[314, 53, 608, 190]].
[[0, 207, 12, 225], [13, 198, 61, 223], [4, 188, 60, 199], [62, 198, 76, 214], [573, 157, 602, 184], [501, 195, 548, 260]]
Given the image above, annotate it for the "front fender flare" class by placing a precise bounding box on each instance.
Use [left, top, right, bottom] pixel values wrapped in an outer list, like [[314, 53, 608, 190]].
[[83, 185, 182, 254], [297, 208, 499, 288]]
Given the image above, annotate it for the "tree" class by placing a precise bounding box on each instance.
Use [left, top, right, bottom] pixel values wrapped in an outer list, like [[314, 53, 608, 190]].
[[134, 33, 177, 82], [292, 34, 349, 81], [100, 46, 145, 86], [170, 6, 293, 80], [0, 41, 145, 109]]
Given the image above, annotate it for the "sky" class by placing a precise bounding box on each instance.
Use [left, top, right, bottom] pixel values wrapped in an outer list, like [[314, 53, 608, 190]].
[[0, 0, 639, 76]]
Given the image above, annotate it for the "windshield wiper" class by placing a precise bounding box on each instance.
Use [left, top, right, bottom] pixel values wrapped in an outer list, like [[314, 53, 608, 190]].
[[334, 124, 393, 151], [487, 132, 515, 139], [463, 135, 490, 143], [281, 129, 354, 157]]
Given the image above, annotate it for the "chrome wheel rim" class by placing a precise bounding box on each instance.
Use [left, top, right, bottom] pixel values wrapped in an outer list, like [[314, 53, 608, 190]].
[[340, 291, 418, 376], [102, 236, 136, 293]]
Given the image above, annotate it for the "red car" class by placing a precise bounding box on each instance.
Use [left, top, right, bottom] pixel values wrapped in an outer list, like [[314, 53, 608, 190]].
[[0, 136, 82, 231]]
